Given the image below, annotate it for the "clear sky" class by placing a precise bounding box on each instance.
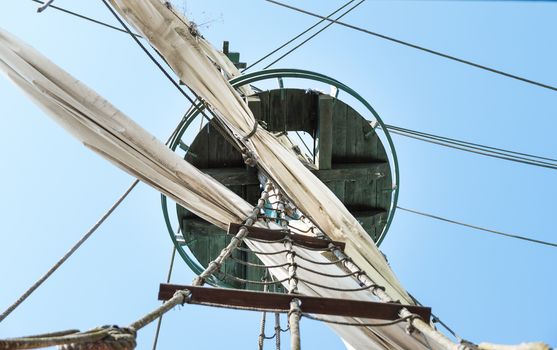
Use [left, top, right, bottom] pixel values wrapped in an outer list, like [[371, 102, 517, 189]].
[[0, 1, 555, 349]]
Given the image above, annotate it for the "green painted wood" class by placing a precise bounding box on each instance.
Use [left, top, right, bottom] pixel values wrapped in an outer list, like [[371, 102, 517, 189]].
[[178, 88, 394, 291], [317, 95, 333, 170], [331, 101, 347, 162]]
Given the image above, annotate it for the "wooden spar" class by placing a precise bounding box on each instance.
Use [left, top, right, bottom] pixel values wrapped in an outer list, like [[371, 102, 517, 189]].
[[158, 284, 432, 321]]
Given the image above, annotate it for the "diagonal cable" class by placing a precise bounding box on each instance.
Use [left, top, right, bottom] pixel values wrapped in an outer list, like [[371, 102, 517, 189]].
[[243, 0, 357, 72], [386, 124, 557, 164], [31, 0, 141, 37], [0, 181, 138, 323], [263, 0, 365, 69], [388, 128, 557, 170], [0, 106, 195, 323], [397, 206, 557, 248], [266, 0, 557, 92]]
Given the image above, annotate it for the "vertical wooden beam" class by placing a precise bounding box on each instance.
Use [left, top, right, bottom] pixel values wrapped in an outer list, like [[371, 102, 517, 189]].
[[316, 95, 333, 170]]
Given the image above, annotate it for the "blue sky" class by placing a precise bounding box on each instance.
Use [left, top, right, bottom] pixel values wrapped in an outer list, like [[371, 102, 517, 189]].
[[0, 1, 555, 349]]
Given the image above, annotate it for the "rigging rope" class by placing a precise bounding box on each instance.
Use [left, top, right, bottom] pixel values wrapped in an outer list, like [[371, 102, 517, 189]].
[[262, 0, 365, 69], [151, 245, 177, 350], [30, 0, 142, 37], [302, 313, 420, 328], [386, 126, 557, 171], [0, 181, 278, 349], [0, 104, 195, 323], [386, 124, 557, 164], [265, 0, 557, 93], [397, 206, 557, 248], [242, 0, 357, 72], [30, 0, 557, 94], [0, 180, 139, 324], [99, 0, 216, 124]]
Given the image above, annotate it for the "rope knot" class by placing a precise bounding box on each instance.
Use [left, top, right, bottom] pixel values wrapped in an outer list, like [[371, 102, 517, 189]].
[[59, 326, 136, 350], [172, 290, 191, 305]]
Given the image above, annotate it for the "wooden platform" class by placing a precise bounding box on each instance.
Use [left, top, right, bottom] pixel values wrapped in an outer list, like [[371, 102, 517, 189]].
[[177, 88, 394, 290]]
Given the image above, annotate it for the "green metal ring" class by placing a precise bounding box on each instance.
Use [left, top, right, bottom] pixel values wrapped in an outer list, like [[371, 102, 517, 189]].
[[161, 69, 399, 279]]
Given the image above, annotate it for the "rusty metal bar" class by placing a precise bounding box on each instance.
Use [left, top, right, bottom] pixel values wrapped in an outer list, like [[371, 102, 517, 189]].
[[158, 284, 431, 322], [228, 223, 346, 250]]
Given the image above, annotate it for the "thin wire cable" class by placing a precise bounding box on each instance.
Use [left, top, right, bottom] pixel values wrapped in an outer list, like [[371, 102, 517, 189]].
[[295, 254, 348, 266], [296, 277, 377, 292], [99, 0, 214, 124], [388, 129, 557, 170], [218, 272, 289, 286], [30, 0, 141, 37], [294, 131, 313, 156], [408, 293, 462, 342], [0, 180, 139, 323], [243, 0, 356, 72], [236, 246, 292, 256], [0, 101, 195, 322], [263, 0, 365, 69], [266, 0, 557, 92], [229, 255, 291, 269], [151, 245, 177, 350], [296, 263, 361, 278], [397, 206, 557, 248], [387, 127, 557, 170], [387, 126, 557, 167], [386, 124, 557, 164]]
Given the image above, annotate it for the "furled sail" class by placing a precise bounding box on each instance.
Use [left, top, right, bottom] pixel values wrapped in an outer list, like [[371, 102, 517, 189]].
[[107, 0, 412, 307], [0, 25, 439, 350]]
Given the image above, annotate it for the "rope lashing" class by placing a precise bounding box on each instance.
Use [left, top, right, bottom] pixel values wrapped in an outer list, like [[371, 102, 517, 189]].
[[193, 181, 274, 286], [274, 313, 282, 350], [285, 239, 298, 294], [258, 271, 271, 350], [243, 119, 259, 140], [286, 210, 470, 350], [59, 326, 137, 350], [0, 326, 136, 350]]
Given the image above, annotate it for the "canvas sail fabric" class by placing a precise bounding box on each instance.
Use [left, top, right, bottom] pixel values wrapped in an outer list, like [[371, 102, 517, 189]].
[[107, 0, 412, 307], [0, 27, 440, 350]]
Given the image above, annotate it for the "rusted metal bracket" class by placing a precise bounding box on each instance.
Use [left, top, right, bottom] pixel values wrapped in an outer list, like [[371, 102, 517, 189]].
[[158, 284, 431, 322], [228, 223, 346, 250]]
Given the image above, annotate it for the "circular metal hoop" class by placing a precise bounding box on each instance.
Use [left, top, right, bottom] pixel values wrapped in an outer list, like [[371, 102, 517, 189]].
[[161, 69, 400, 283]]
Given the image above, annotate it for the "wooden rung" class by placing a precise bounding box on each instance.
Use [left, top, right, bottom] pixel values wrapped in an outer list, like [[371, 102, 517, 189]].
[[228, 223, 346, 250], [158, 284, 431, 322]]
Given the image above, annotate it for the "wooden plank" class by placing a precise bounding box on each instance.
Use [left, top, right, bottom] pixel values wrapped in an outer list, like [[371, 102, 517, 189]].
[[203, 167, 258, 186], [325, 180, 345, 203], [158, 284, 431, 322], [316, 95, 333, 170], [269, 89, 286, 132], [203, 163, 388, 186], [247, 96, 261, 121], [285, 89, 316, 133], [345, 108, 357, 159], [351, 210, 388, 231], [331, 101, 347, 162], [228, 223, 346, 250], [318, 163, 388, 182]]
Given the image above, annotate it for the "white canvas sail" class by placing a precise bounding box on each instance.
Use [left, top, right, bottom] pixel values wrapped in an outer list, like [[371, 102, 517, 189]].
[[107, 0, 412, 307], [0, 26, 440, 350]]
